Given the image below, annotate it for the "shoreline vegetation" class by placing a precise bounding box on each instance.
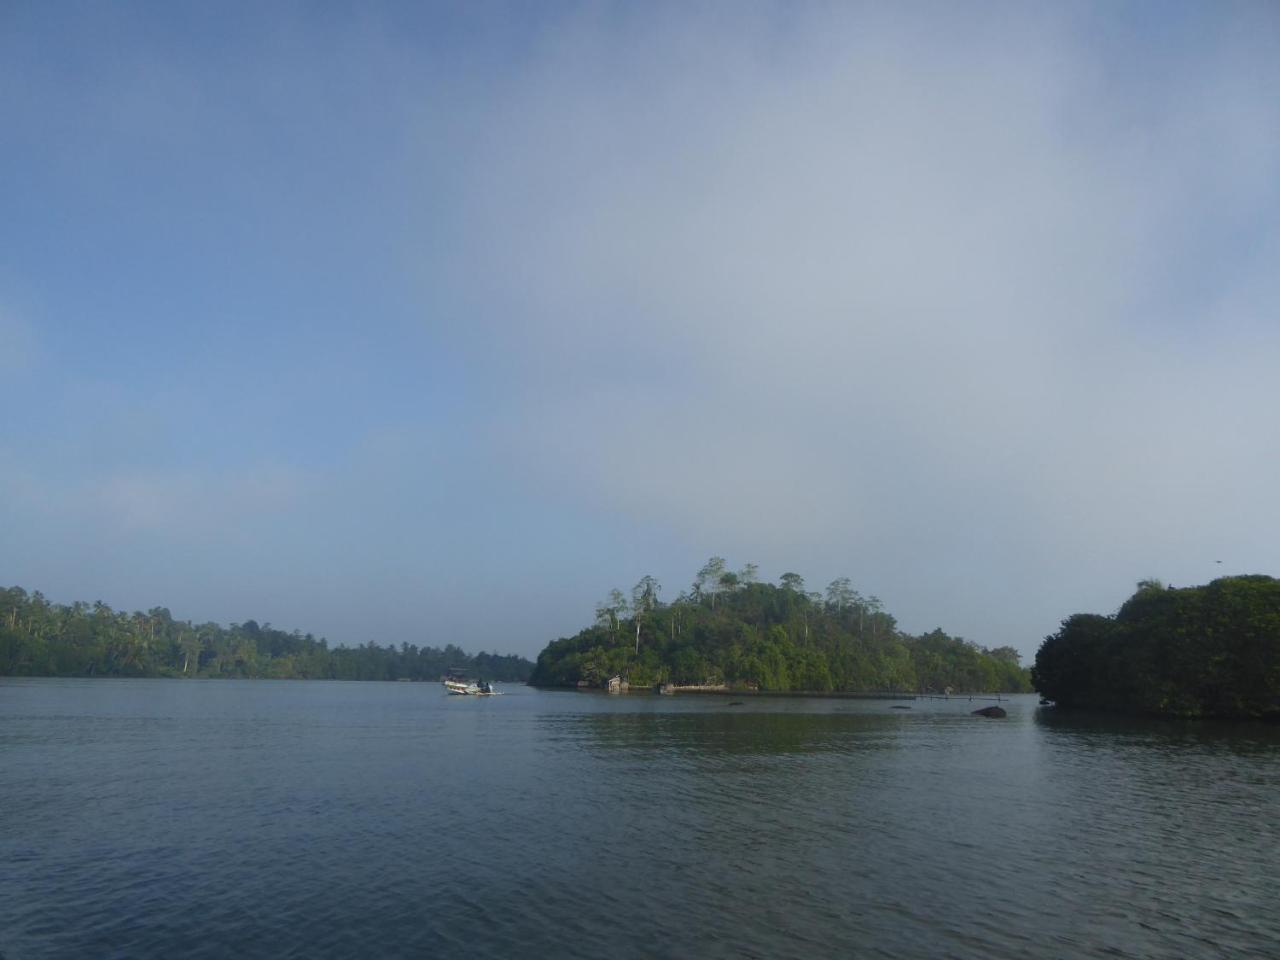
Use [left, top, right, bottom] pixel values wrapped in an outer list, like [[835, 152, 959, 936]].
[[1032, 575, 1280, 720], [0, 586, 533, 683], [530, 559, 1032, 695]]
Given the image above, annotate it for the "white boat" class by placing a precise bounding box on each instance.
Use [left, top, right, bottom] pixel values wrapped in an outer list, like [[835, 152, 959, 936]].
[[443, 678, 499, 696]]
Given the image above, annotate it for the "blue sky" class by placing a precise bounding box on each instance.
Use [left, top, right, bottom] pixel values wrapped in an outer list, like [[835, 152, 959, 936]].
[[3, 1, 1278, 660]]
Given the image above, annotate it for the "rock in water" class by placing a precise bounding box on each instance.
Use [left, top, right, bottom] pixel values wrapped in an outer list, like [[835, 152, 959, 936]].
[[972, 706, 1007, 718]]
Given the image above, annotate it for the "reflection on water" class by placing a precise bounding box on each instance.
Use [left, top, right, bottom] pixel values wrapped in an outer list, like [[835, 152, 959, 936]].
[[541, 708, 908, 757], [1034, 704, 1280, 758], [2, 681, 1278, 960]]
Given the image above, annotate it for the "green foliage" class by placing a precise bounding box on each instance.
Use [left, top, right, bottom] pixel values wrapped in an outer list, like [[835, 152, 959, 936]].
[[1031, 576, 1280, 719], [0, 586, 533, 683], [530, 562, 1032, 694]]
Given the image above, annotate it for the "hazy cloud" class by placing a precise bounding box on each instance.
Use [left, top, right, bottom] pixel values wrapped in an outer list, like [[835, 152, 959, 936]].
[[430, 3, 1280, 647], [3, 2, 1278, 657]]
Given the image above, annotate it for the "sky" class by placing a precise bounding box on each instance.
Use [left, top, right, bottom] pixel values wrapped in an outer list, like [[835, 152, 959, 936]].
[[2, 1, 1278, 662]]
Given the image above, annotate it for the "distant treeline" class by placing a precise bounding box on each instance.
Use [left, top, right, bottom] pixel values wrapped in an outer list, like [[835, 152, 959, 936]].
[[1032, 575, 1280, 720], [531, 559, 1032, 693], [0, 586, 533, 682]]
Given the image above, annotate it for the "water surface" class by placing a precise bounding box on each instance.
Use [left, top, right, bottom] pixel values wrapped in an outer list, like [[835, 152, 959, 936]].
[[2, 679, 1276, 959]]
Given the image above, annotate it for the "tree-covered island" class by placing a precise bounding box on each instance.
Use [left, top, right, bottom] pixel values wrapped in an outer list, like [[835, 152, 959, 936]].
[[1032, 575, 1280, 719], [0, 586, 533, 682], [531, 558, 1032, 694]]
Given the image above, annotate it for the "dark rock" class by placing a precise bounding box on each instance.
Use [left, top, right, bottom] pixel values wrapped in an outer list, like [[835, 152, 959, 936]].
[[972, 705, 1007, 718], [890, 705, 911, 710], [727, 701, 744, 707]]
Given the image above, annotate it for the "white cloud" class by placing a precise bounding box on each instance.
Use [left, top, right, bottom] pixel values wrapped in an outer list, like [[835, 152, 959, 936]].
[[423, 3, 1280, 650]]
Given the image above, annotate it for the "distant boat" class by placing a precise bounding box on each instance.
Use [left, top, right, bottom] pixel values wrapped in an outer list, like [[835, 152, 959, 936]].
[[443, 677, 499, 696]]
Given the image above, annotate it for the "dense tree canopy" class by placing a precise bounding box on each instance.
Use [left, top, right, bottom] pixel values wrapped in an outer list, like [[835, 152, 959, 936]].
[[531, 561, 1031, 693], [0, 586, 532, 682], [1031, 575, 1280, 719]]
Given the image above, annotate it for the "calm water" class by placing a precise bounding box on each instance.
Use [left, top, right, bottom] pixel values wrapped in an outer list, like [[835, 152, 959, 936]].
[[2, 680, 1277, 960]]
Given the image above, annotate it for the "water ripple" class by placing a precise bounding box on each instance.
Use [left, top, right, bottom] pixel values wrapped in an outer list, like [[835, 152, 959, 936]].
[[2, 681, 1278, 959]]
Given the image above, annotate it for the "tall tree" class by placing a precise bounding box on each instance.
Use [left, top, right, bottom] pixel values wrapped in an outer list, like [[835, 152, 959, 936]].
[[696, 557, 727, 609], [595, 588, 628, 640], [826, 578, 856, 611], [866, 595, 885, 641], [631, 575, 661, 654]]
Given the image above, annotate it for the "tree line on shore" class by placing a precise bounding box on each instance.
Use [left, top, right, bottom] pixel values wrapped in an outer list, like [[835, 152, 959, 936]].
[[0, 586, 533, 682], [1032, 575, 1280, 719], [530, 558, 1032, 693]]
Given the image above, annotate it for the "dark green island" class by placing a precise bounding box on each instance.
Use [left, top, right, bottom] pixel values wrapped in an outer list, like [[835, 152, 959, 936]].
[[531, 559, 1031, 694], [0, 586, 533, 683], [1032, 575, 1280, 720]]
